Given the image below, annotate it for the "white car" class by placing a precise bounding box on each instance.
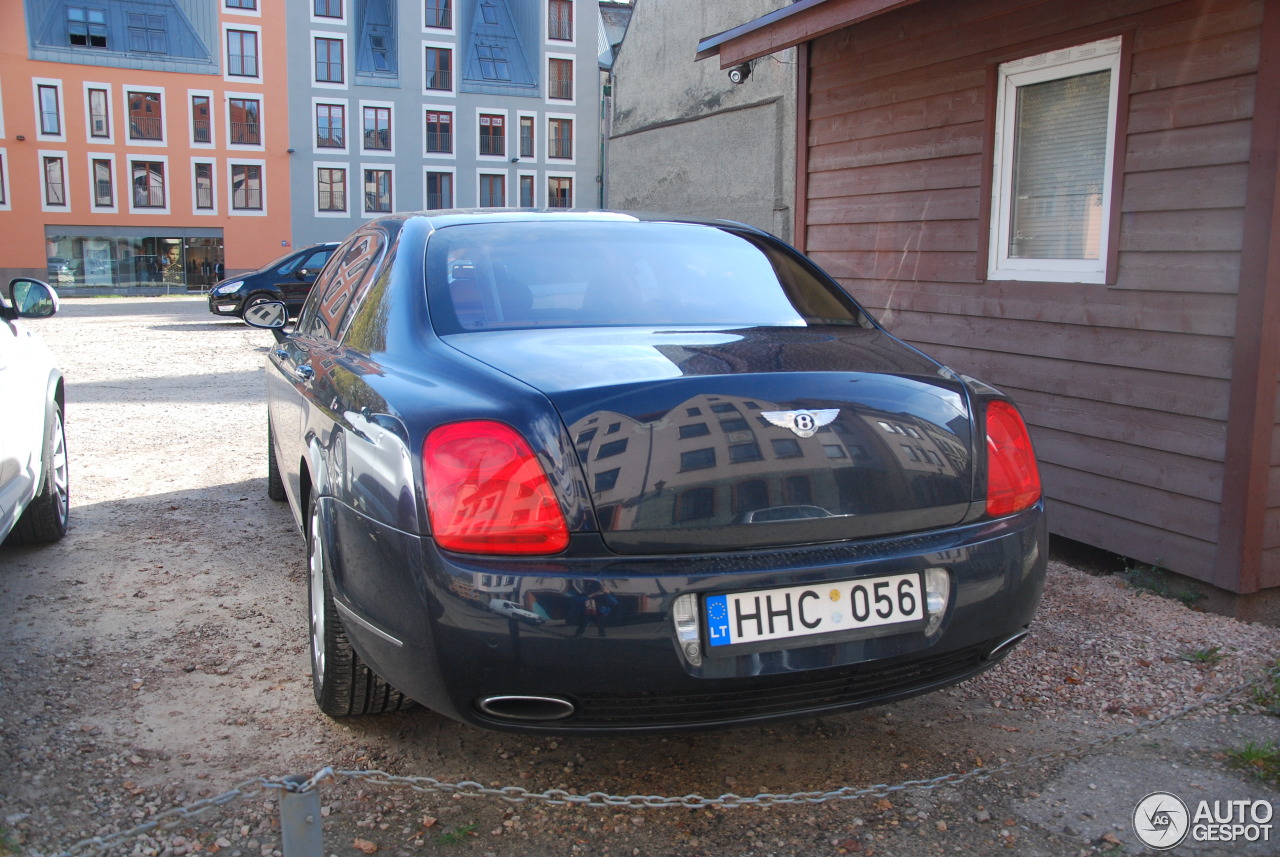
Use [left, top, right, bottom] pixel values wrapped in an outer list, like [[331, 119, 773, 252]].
[[0, 278, 67, 545]]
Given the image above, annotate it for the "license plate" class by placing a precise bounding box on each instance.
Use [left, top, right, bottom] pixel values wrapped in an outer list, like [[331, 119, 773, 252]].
[[705, 572, 924, 648]]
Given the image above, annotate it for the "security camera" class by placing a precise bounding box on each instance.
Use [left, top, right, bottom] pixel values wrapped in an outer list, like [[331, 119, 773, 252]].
[[728, 62, 751, 85]]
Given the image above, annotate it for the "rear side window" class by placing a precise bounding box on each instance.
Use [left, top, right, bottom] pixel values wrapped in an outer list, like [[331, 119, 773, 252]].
[[296, 233, 384, 341], [425, 221, 869, 334]]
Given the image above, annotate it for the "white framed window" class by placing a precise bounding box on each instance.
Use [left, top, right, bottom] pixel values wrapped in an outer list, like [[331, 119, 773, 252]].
[[315, 162, 349, 217], [225, 92, 264, 149], [0, 149, 11, 212], [192, 159, 218, 215], [476, 108, 508, 159], [34, 79, 66, 142], [423, 0, 453, 33], [123, 85, 166, 146], [476, 170, 506, 207], [189, 89, 215, 148], [423, 41, 455, 95], [425, 167, 454, 209], [313, 98, 349, 155], [313, 32, 349, 89], [517, 112, 536, 161], [86, 152, 118, 212], [545, 54, 574, 105], [223, 23, 262, 82], [361, 164, 394, 216], [40, 151, 70, 211], [547, 173, 573, 209], [229, 159, 267, 215], [224, 0, 261, 17], [424, 106, 455, 158], [545, 113, 574, 163], [83, 82, 114, 143], [517, 169, 536, 208], [311, 0, 345, 25], [359, 100, 395, 157], [127, 155, 170, 215], [988, 37, 1122, 284]]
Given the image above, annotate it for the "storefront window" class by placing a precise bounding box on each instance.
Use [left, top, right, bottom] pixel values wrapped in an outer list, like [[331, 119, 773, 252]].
[[44, 232, 224, 290]]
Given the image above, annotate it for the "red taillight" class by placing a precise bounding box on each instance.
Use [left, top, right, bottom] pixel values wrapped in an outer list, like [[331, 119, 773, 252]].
[[985, 400, 1041, 517], [423, 421, 570, 555]]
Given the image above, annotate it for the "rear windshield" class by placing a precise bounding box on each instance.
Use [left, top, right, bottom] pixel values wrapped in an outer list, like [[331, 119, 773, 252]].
[[425, 221, 868, 334]]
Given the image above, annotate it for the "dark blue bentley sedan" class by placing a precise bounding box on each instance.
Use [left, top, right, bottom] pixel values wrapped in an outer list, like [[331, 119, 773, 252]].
[[246, 210, 1046, 734]]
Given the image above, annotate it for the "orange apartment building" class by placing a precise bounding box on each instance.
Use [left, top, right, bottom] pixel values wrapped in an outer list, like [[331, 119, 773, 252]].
[[0, 0, 292, 290]]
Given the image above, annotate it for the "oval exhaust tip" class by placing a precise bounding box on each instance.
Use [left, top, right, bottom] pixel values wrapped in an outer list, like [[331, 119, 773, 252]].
[[477, 695, 576, 722]]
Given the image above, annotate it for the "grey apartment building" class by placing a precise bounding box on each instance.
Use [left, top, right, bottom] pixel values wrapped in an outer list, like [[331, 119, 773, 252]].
[[287, 0, 601, 247]]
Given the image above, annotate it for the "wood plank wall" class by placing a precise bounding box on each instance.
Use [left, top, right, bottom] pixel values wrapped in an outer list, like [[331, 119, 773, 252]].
[[802, 0, 1264, 587]]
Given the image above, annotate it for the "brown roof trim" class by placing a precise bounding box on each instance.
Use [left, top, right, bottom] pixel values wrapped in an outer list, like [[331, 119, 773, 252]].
[[695, 0, 923, 67]]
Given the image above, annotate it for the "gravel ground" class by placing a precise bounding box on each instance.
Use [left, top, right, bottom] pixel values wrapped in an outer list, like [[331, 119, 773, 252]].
[[2, 296, 1280, 857]]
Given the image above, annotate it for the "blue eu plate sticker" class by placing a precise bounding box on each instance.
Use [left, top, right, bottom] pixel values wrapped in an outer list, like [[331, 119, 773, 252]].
[[706, 595, 731, 647]]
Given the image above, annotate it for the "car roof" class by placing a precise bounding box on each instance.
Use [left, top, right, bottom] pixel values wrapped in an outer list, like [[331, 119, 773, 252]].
[[358, 209, 767, 236]]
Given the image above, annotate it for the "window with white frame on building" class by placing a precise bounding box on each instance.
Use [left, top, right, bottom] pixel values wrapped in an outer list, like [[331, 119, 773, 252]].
[[425, 0, 451, 29], [226, 0, 257, 9], [229, 98, 260, 145], [318, 167, 346, 211], [316, 37, 344, 83], [364, 168, 392, 212], [38, 84, 61, 135], [479, 173, 504, 207], [92, 158, 113, 207], [227, 29, 259, 77], [519, 116, 533, 158], [191, 95, 211, 142], [548, 0, 572, 40], [128, 91, 162, 140], [548, 175, 571, 209], [316, 103, 345, 147], [231, 163, 262, 209], [131, 160, 165, 207], [548, 117, 571, 159], [548, 58, 572, 99], [426, 171, 452, 208], [314, 0, 342, 18], [425, 111, 452, 153], [195, 163, 214, 209], [363, 106, 391, 150], [988, 36, 1121, 284], [425, 46, 452, 90], [44, 157, 67, 206], [479, 114, 504, 156], [519, 174, 534, 207], [88, 88, 110, 138]]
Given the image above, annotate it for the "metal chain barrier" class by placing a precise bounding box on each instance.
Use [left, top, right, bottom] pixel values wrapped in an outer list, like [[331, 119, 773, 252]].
[[49, 662, 1280, 857]]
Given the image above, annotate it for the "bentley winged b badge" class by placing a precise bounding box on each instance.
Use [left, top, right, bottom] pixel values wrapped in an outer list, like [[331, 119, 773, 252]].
[[760, 408, 840, 438]]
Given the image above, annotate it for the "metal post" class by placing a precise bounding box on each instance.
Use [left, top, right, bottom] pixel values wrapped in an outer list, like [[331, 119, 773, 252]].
[[279, 774, 325, 857]]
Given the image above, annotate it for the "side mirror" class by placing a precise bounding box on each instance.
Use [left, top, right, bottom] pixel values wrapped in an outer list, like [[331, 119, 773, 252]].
[[4, 278, 59, 321], [243, 299, 289, 330]]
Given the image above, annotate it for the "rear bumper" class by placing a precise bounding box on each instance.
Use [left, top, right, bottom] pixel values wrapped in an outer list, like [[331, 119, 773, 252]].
[[322, 498, 1047, 734]]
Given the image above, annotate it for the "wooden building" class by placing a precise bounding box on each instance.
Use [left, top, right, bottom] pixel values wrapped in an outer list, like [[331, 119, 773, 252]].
[[697, 0, 1280, 609]]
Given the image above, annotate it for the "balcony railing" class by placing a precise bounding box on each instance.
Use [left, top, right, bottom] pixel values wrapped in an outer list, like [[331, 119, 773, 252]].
[[479, 134, 504, 156], [425, 131, 452, 153], [426, 192, 451, 210], [134, 186, 165, 208], [549, 78, 573, 99], [192, 120, 211, 143], [364, 128, 391, 150], [319, 191, 346, 211], [425, 4, 451, 28], [231, 121, 260, 145], [425, 68, 452, 91], [129, 116, 162, 140], [317, 129, 345, 148]]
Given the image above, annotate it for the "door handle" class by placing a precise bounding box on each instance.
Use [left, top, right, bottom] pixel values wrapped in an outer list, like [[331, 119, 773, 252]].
[[294, 365, 314, 381]]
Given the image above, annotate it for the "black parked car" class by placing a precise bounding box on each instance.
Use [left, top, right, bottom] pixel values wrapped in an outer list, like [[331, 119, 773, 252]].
[[246, 211, 1046, 734], [208, 243, 338, 319]]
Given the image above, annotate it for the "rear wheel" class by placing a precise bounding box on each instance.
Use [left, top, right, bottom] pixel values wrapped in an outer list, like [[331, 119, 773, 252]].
[[307, 497, 411, 716], [266, 420, 285, 501], [9, 401, 69, 545]]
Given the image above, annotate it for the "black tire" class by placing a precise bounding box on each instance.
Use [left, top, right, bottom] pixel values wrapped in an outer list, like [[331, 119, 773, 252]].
[[306, 496, 411, 716], [266, 420, 286, 502], [240, 292, 275, 318], [8, 400, 69, 545]]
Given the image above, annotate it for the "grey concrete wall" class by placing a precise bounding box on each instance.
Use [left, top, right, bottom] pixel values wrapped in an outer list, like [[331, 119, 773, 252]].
[[605, 0, 795, 241]]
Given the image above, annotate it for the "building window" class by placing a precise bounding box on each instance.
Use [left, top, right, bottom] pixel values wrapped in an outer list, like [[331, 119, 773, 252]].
[[363, 106, 391, 150], [425, 47, 452, 91], [314, 0, 342, 17], [195, 163, 214, 209], [425, 111, 452, 153], [989, 37, 1121, 284], [91, 158, 113, 207], [679, 423, 710, 439], [729, 443, 762, 464], [425, 0, 451, 28], [315, 37, 344, 83], [548, 0, 572, 41], [771, 438, 802, 458], [318, 167, 346, 211], [548, 176, 572, 209], [519, 174, 534, 207], [227, 0, 257, 7], [231, 163, 262, 209], [680, 448, 716, 472], [479, 114, 504, 156], [518, 116, 534, 158], [426, 171, 452, 208], [227, 30, 259, 77], [363, 169, 392, 212], [43, 157, 67, 206], [675, 487, 714, 522], [548, 118, 572, 159], [479, 173, 504, 207], [476, 44, 510, 81], [38, 85, 61, 136], [316, 103, 345, 147], [88, 88, 109, 138], [594, 468, 620, 493], [68, 7, 107, 48], [548, 58, 572, 99], [596, 438, 627, 459], [229, 98, 260, 145], [127, 12, 166, 53], [131, 160, 165, 207], [191, 95, 211, 142], [128, 91, 162, 140]]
